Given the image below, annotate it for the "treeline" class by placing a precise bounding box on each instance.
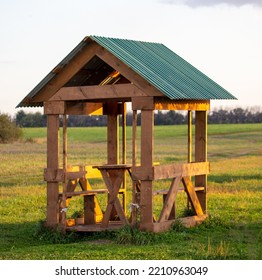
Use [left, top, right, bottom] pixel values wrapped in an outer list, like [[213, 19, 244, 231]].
[[15, 107, 262, 127]]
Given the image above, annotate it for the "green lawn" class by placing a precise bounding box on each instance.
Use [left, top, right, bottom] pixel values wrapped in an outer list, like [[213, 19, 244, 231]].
[[0, 123, 261, 259]]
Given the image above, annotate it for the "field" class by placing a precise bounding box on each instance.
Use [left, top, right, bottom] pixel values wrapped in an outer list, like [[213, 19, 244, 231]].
[[0, 123, 261, 260]]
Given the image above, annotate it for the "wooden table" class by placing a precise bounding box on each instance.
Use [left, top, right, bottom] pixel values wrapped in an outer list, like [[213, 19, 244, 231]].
[[92, 164, 131, 228]]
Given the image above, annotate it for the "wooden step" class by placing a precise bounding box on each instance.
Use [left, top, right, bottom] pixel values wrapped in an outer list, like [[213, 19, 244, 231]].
[[60, 188, 126, 197]]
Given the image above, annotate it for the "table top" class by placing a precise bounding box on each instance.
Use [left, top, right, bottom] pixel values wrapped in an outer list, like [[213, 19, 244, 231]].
[[92, 164, 132, 170]]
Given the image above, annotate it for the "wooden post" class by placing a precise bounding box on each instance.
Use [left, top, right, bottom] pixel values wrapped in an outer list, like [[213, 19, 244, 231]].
[[131, 109, 138, 225], [121, 102, 127, 213], [106, 101, 120, 220], [187, 110, 192, 210], [61, 114, 67, 228], [195, 110, 207, 213], [46, 114, 60, 227], [188, 110, 192, 163], [107, 102, 119, 164], [140, 108, 154, 228]]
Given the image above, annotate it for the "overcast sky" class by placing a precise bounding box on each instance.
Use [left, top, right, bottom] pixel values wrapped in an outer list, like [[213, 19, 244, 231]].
[[0, 0, 261, 115]]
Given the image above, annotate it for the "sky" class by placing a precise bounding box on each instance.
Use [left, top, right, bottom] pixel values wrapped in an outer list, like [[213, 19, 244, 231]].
[[0, 0, 262, 116]]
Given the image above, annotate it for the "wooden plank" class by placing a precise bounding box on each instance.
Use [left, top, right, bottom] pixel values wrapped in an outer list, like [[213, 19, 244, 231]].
[[154, 99, 210, 111], [32, 41, 100, 103], [51, 84, 148, 101], [154, 186, 205, 195], [153, 162, 210, 180], [64, 189, 108, 196], [195, 111, 208, 213], [182, 177, 204, 216], [158, 176, 181, 222], [96, 45, 164, 98], [46, 115, 60, 226]]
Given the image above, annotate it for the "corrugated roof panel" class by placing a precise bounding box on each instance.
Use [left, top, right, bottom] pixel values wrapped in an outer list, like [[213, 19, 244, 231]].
[[17, 35, 236, 108], [90, 35, 236, 100]]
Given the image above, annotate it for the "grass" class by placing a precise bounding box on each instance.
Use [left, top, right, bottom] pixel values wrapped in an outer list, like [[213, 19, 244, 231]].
[[0, 123, 261, 259]]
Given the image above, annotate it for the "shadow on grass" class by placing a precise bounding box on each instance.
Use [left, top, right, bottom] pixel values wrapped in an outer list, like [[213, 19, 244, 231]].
[[0, 216, 261, 260]]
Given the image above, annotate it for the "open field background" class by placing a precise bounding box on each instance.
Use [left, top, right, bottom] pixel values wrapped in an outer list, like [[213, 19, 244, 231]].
[[0, 123, 261, 259]]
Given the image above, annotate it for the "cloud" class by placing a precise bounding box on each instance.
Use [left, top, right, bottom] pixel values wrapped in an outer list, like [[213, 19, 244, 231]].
[[161, 0, 262, 7]]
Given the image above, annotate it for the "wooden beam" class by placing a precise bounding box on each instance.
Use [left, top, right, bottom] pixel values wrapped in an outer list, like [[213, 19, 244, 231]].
[[46, 115, 60, 227], [153, 162, 210, 181], [154, 99, 210, 111], [66, 102, 103, 115], [44, 101, 65, 115], [96, 45, 165, 98], [158, 176, 181, 223], [51, 84, 150, 101], [132, 96, 154, 110], [32, 41, 100, 103], [182, 177, 204, 216]]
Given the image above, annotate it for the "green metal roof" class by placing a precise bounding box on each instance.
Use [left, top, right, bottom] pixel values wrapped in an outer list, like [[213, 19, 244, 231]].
[[17, 35, 236, 108], [90, 35, 236, 100]]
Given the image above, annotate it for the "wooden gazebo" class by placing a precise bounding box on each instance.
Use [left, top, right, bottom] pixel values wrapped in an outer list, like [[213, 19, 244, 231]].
[[17, 36, 236, 232]]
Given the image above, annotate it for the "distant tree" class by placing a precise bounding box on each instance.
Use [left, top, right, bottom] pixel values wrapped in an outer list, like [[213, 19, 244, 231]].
[[0, 113, 23, 143], [15, 110, 46, 127]]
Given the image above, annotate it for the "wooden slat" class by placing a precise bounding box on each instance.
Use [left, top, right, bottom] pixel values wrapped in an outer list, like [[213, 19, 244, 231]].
[[66, 171, 87, 180], [64, 189, 108, 196], [153, 162, 210, 180], [182, 177, 204, 216], [153, 186, 205, 195], [51, 84, 148, 101], [158, 176, 181, 223]]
